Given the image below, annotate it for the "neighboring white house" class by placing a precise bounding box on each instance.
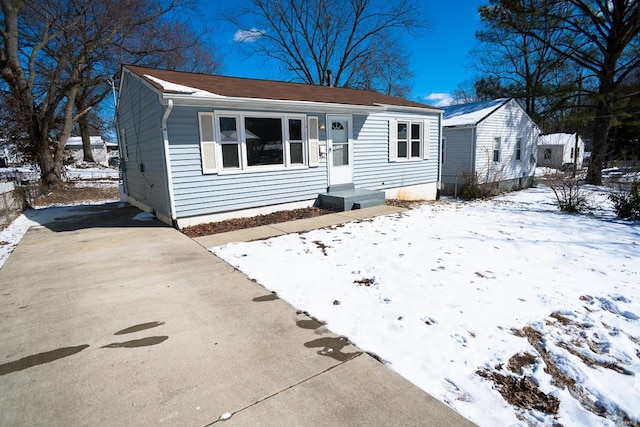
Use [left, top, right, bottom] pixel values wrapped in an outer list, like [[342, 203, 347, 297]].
[[64, 136, 119, 166], [441, 98, 540, 196], [116, 65, 443, 228], [537, 133, 585, 170]]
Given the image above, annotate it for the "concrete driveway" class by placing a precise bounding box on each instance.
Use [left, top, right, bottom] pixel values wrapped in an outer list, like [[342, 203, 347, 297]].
[[0, 203, 475, 426]]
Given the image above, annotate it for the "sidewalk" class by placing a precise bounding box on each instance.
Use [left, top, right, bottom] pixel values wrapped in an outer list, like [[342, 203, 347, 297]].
[[0, 203, 476, 426]]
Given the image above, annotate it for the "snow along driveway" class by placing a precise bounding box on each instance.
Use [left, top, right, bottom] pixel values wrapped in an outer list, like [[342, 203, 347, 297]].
[[213, 185, 640, 427]]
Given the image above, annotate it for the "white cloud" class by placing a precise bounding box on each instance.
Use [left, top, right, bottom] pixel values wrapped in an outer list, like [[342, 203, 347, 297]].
[[234, 28, 265, 43], [425, 92, 454, 108]]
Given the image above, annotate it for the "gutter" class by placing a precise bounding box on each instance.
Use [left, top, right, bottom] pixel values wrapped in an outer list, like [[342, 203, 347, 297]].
[[165, 93, 385, 114], [161, 99, 177, 226]]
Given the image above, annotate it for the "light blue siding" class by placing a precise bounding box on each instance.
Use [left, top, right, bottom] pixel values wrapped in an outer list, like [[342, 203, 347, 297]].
[[116, 73, 171, 218], [166, 106, 328, 218], [353, 112, 440, 190]]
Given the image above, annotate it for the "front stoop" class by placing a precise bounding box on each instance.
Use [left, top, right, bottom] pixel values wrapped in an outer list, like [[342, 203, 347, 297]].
[[319, 185, 386, 211]]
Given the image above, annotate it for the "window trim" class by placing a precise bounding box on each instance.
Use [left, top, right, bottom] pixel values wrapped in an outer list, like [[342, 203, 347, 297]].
[[217, 114, 242, 170], [493, 136, 501, 163], [389, 119, 427, 162], [200, 111, 310, 175]]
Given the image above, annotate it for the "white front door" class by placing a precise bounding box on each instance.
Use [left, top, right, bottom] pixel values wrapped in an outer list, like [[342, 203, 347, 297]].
[[327, 116, 353, 186]]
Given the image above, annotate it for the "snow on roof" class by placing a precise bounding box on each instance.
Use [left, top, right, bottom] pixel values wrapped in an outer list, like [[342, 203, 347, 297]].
[[442, 98, 510, 127], [144, 74, 223, 98], [538, 133, 580, 146]]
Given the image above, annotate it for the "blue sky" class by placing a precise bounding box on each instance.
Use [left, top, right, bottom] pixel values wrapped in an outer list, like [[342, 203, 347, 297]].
[[209, 1, 487, 107]]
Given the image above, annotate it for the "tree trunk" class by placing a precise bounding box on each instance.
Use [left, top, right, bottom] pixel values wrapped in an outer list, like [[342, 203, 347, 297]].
[[78, 115, 95, 162], [37, 137, 63, 192], [586, 78, 615, 186]]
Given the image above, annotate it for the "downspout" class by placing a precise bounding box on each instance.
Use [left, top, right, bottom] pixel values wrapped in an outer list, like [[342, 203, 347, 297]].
[[471, 126, 477, 176], [437, 113, 443, 200], [161, 99, 177, 227]]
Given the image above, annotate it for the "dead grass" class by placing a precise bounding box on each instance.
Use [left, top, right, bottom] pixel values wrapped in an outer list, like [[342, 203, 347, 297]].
[[33, 183, 119, 207], [181, 207, 335, 237]]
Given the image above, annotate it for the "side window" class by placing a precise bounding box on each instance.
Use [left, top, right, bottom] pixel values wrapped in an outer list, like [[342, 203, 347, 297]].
[[219, 116, 241, 169], [410, 122, 421, 158], [392, 120, 423, 161], [493, 137, 501, 163], [516, 137, 522, 161], [287, 118, 304, 165]]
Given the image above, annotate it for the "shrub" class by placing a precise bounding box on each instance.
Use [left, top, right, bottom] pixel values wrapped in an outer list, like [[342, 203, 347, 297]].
[[458, 172, 492, 200], [545, 171, 590, 213], [609, 182, 640, 219]]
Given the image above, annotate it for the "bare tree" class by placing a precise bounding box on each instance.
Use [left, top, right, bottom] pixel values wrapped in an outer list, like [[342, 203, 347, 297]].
[[474, 0, 576, 122], [229, 0, 427, 93], [0, 0, 217, 189], [482, 0, 640, 185]]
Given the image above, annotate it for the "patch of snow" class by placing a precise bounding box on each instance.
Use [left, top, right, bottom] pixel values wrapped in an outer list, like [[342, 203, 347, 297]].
[[132, 212, 155, 221], [213, 185, 640, 426], [442, 98, 509, 127], [144, 74, 223, 98]]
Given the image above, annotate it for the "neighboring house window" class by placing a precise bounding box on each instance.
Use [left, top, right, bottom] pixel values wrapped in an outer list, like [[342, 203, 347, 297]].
[[516, 137, 522, 161], [570, 147, 574, 159], [397, 121, 422, 159], [544, 148, 552, 160], [493, 137, 501, 162]]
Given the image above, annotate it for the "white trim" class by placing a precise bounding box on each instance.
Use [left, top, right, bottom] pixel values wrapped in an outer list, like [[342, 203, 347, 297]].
[[389, 119, 398, 161], [327, 115, 353, 186], [212, 110, 309, 173], [175, 199, 317, 228], [423, 120, 430, 160]]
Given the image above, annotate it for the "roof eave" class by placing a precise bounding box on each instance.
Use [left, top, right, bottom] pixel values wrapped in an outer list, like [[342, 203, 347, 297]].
[[164, 93, 385, 113], [375, 103, 443, 114], [442, 123, 478, 128]]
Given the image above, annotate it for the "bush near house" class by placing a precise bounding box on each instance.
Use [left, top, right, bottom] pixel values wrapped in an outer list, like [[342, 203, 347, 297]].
[[609, 182, 640, 219]]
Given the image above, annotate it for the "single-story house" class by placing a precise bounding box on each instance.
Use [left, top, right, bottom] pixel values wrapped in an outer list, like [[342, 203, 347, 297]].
[[537, 133, 585, 170], [441, 98, 540, 196], [64, 136, 119, 167], [116, 65, 443, 228]]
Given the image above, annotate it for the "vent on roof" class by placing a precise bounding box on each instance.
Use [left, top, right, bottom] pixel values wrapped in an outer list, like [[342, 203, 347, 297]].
[[327, 69, 333, 87]]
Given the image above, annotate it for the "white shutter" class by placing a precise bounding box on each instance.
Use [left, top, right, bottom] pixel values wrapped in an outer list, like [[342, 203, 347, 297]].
[[422, 120, 430, 160], [308, 116, 319, 167], [389, 119, 398, 162], [199, 112, 217, 174]]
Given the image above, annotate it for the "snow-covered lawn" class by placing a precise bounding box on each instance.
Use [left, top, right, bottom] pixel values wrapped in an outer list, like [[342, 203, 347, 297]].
[[213, 185, 640, 427]]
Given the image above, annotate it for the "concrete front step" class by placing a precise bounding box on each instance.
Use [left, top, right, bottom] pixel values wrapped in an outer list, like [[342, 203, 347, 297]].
[[319, 187, 386, 211]]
